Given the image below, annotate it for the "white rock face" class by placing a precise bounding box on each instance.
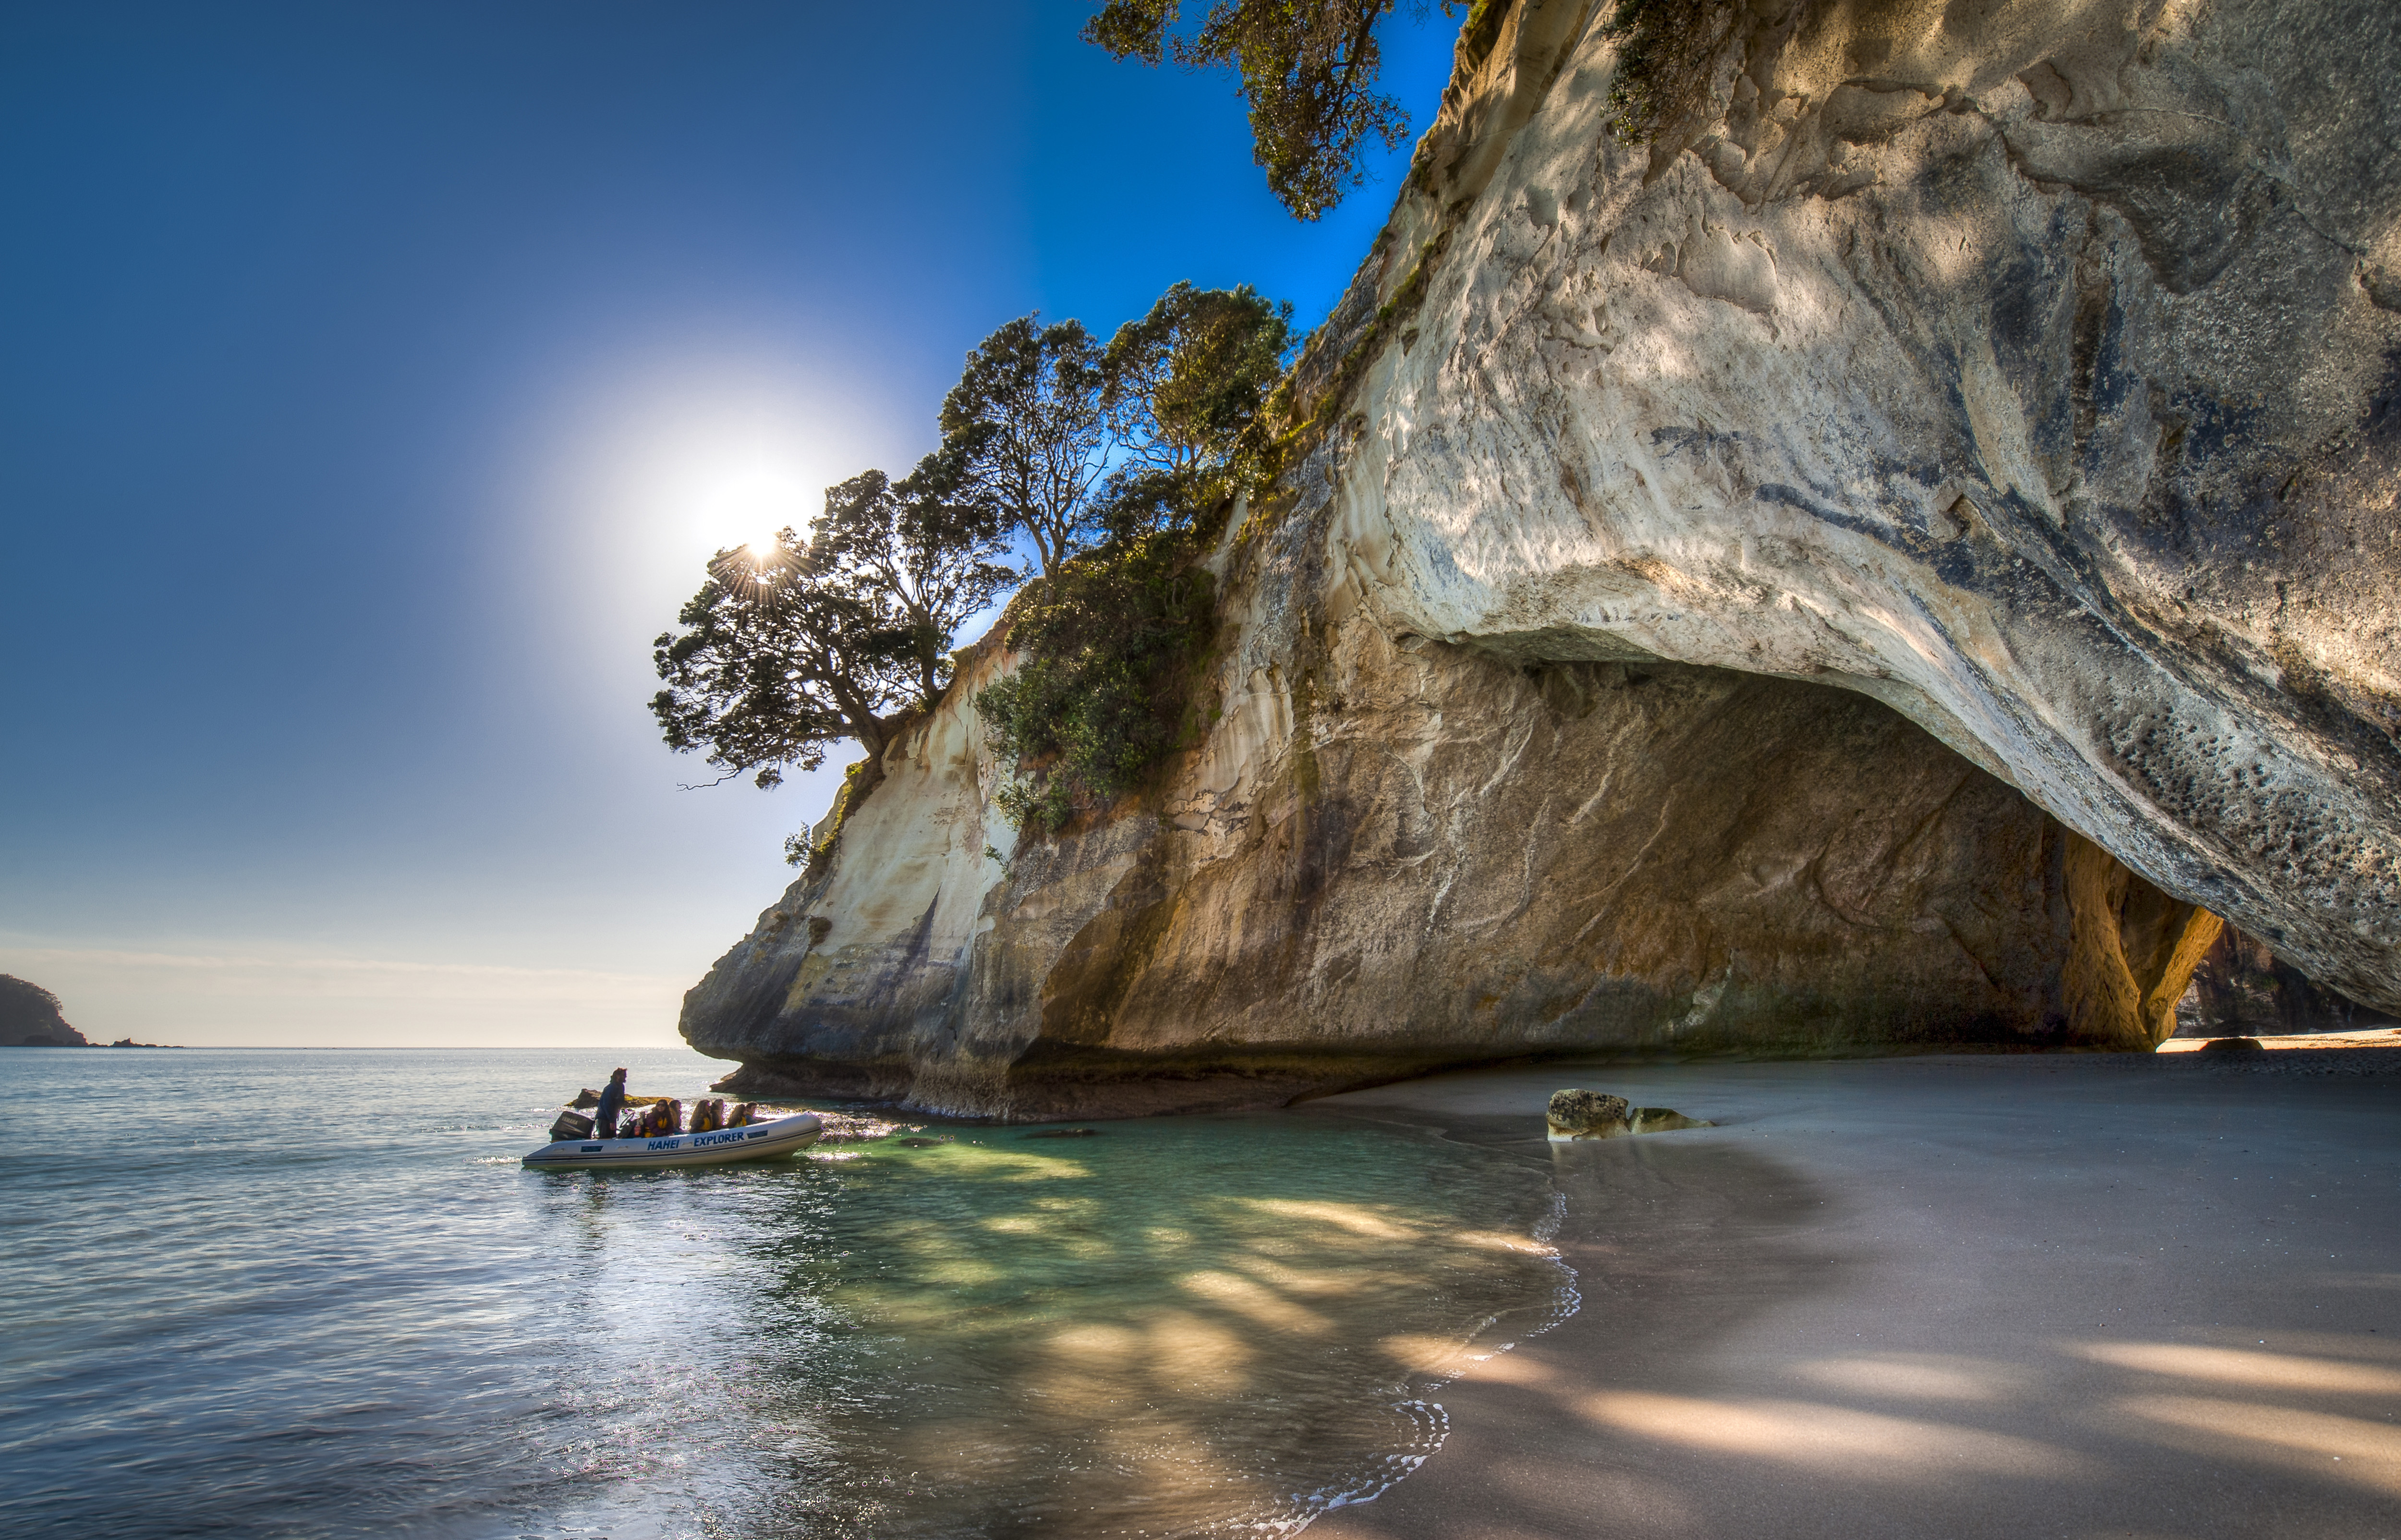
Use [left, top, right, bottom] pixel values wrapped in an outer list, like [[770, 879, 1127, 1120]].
[[679, 0, 2399, 1113], [1318, 0, 2401, 1006]]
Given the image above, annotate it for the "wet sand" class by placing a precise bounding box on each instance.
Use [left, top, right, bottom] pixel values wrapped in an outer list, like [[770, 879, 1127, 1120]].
[[1301, 1043, 2401, 1540]]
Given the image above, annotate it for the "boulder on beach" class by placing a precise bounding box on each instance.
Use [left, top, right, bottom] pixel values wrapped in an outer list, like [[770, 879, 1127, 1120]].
[[1547, 1090, 1630, 1139], [1548, 1089, 1715, 1140]]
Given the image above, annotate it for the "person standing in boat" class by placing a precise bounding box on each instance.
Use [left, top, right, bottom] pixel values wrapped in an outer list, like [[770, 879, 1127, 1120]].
[[594, 1067, 628, 1139]]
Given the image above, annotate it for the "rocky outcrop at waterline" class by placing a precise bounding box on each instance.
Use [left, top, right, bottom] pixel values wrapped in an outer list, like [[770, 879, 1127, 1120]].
[[681, 0, 2398, 1116]]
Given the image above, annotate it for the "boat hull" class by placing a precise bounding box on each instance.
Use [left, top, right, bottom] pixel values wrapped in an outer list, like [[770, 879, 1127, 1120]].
[[522, 1112, 823, 1170]]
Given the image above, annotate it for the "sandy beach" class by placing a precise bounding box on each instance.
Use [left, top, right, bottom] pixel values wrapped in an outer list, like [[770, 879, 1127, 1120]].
[[1302, 1041, 2401, 1540]]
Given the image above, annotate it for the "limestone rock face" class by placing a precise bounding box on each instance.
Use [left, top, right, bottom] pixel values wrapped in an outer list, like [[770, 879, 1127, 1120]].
[[1314, 0, 2401, 1008], [2179, 925, 2399, 1036], [687, 480, 2215, 1115], [680, 0, 2395, 1114]]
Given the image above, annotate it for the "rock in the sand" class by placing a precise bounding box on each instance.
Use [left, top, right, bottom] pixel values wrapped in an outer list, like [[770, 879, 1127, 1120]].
[[2201, 1036, 2266, 1054], [1548, 1090, 1715, 1139], [1547, 1090, 1631, 1139]]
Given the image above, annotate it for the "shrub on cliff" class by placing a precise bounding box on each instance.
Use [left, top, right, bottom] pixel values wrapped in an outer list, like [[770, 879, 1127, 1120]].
[[977, 529, 1218, 833], [1600, 0, 1756, 145]]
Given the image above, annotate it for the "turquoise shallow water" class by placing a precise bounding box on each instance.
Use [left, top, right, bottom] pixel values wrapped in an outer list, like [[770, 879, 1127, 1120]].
[[1, 1048, 1567, 1538]]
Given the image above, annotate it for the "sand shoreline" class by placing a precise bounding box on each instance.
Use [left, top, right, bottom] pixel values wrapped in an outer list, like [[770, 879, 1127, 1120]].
[[1299, 1047, 2401, 1539]]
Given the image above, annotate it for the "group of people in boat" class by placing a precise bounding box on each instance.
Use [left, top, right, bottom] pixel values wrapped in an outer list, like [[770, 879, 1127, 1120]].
[[564, 1067, 764, 1141]]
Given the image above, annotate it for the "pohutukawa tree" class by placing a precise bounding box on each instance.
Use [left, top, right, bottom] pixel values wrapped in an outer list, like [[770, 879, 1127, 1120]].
[[654, 278, 1296, 845], [651, 535, 913, 788], [651, 465, 1014, 790], [1083, 1, 1467, 221], [936, 315, 1111, 582]]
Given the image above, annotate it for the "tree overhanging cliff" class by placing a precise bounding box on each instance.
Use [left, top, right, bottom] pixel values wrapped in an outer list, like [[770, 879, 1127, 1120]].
[[679, 0, 2399, 1116]]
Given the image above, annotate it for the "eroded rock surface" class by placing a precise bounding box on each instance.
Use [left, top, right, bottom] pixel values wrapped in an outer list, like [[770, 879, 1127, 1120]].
[[682, 0, 2395, 1115], [1313, 0, 2401, 1006]]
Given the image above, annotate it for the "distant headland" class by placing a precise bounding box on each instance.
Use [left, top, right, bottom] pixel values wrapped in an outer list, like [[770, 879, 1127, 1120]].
[[0, 974, 182, 1047], [1, 975, 89, 1046]]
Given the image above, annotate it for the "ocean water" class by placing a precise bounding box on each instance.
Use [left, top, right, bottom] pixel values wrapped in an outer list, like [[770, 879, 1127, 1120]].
[[0, 1048, 1568, 1538]]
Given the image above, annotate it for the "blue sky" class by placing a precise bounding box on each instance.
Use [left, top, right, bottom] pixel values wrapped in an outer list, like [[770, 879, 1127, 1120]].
[[0, 0, 1461, 1045]]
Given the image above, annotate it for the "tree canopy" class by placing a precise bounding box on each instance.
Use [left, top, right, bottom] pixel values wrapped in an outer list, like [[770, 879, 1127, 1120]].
[[651, 464, 1011, 790], [653, 536, 909, 788], [938, 288, 1296, 566], [1097, 280, 1293, 534], [1083, 1, 1465, 221], [936, 316, 1110, 583], [816, 465, 1016, 700]]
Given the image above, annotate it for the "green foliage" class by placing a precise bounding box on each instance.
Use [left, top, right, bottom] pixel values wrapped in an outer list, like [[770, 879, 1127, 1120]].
[[938, 285, 1295, 573], [658, 276, 1289, 860], [783, 758, 876, 870], [1102, 281, 1293, 497], [1092, 282, 1295, 540], [1601, 0, 1740, 144], [1083, 2, 1468, 221], [976, 529, 1218, 833]]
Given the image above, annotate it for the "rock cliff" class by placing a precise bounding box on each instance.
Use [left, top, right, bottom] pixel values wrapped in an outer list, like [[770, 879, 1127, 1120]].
[[683, 0, 2398, 1116]]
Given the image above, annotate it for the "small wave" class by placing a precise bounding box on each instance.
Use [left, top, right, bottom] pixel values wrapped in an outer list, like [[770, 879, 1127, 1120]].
[[1255, 1192, 1582, 1532], [1521, 1190, 1582, 1340], [1249, 1399, 1449, 1534]]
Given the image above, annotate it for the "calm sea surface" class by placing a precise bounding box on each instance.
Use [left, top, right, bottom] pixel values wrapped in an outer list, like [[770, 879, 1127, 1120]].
[[1, 1048, 1568, 1538]]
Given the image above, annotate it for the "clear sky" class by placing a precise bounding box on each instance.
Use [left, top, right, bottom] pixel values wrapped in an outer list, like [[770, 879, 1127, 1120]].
[[0, 1, 1460, 1047]]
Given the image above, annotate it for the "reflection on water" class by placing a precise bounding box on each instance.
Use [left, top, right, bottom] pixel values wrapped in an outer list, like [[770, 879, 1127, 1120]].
[[719, 1119, 1566, 1537], [0, 1050, 1566, 1539]]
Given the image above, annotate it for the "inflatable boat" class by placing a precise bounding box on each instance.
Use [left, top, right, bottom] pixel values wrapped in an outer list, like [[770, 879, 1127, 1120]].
[[522, 1111, 824, 1170]]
